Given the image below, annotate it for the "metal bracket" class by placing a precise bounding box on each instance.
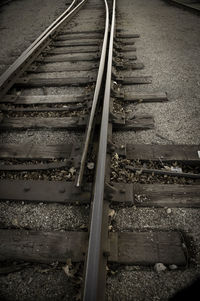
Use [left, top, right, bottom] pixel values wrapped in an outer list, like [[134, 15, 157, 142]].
[[109, 111, 117, 122], [115, 144, 126, 157], [109, 111, 125, 124], [85, 100, 92, 109], [114, 75, 124, 84], [112, 58, 125, 70], [111, 80, 121, 92], [107, 139, 116, 154], [104, 182, 118, 201], [70, 144, 82, 169], [114, 37, 129, 45], [104, 182, 133, 203], [78, 115, 88, 126], [113, 41, 123, 51], [111, 67, 117, 78], [103, 240, 111, 257], [112, 68, 124, 84], [113, 57, 136, 71], [107, 141, 126, 156], [111, 87, 124, 100], [113, 49, 123, 59]]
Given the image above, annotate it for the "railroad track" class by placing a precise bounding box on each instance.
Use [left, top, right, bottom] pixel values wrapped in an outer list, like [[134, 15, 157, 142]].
[[166, 0, 200, 14], [0, 0, 200, 300]]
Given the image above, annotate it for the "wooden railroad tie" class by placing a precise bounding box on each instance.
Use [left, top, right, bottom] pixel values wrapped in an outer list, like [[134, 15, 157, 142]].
[[0, 230, 187, 266]]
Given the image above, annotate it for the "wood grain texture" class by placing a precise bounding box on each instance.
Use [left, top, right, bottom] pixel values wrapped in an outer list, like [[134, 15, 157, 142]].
[[0, 143, 73, 159], [126, 144, 200, 162], [1, 94, 87, 104], [0, 230, 186, 265], [0, 117, 87, 130], [0, 180, 91, 203], [109, 231, 186, 265]]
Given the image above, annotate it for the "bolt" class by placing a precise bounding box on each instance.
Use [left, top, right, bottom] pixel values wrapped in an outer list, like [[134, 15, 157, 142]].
[[59, 188, 65, 193], [120, 189, 125, 194], [103, 251, 110, 257], [24, 187, 30, 192], [87, 162, 95, 170]]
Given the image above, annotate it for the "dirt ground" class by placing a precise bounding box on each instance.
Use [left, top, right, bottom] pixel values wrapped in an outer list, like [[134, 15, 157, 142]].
[[0, 0, 68, 74], [108, 0, 200, 300], [114, 0, 200, 145]]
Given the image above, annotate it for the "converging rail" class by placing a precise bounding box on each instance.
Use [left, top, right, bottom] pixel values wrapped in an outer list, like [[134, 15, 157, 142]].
[[76, 0, 109, 187], [83, 0, 115, 299]]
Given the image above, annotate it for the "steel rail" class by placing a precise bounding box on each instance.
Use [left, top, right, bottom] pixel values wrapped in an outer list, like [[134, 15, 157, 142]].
[[83, 0, 116, 300], [0, 0, 87, 98], [76, 0, 110, 187]]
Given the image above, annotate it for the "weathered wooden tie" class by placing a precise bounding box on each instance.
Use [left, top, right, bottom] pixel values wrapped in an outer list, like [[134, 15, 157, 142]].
[[53, 40, 100, 47], [0, 180, 199, 208], [1, 94, 89, 105], [28, 62, 98, 73], [0, 180, 91, 203], [123, 92, 168, 102], [0, 230, 187, 266], [48, 46, 99, 54], [16, 75, 96, 87], [0, 115, 154, 131], [55, 33, 103, 40], [0, 143, 74, 159], [124, 144, 200, 163], [36, 53, 99, 63]]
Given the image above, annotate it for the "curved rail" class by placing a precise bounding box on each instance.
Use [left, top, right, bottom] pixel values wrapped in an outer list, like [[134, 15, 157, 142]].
[[76, 0, 110, 187], [83, 0, 116, 299], [0, 0, 87, 98], [167, 0, 200, 14]]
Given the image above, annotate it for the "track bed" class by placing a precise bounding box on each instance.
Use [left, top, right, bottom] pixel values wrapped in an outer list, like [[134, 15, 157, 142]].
[[0, 0, 200, 300]]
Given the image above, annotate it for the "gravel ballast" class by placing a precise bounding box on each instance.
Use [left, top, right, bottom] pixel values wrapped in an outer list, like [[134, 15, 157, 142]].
[[0, 0, 103, 300], [107, 0, 200, 299]]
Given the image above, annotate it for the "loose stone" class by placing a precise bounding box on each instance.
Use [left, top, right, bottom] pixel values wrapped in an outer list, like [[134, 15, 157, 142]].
[[169, 264, 178, 270], [167, 208, 172, 214], [154, 263, 167, 273]]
